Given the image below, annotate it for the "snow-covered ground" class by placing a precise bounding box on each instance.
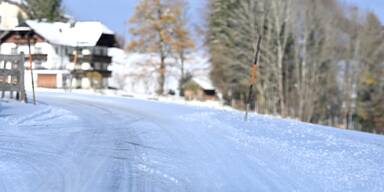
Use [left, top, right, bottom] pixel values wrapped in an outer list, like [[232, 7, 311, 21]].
[[0, 91, 383, 192]]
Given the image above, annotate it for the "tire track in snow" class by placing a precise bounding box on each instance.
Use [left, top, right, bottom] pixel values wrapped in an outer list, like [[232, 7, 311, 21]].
[[6, 92, 381, 191], [0, 99, 85, 191], [38, 96, 154, 192], [0, 124, 85, 192]]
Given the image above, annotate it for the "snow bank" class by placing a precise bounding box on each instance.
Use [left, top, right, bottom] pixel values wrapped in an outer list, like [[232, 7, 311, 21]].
[[174, 110, 384, 191], [108, 48, 212, 95], [34, 87, 229, 111], [0, 99, 80, 136]]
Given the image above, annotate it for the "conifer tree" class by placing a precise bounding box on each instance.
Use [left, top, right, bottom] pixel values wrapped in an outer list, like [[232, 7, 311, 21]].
[[356, 13, 384, 133], [22, 0, 65, 21]]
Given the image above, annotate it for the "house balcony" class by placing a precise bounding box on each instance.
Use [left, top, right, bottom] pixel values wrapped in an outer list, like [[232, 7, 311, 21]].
[[71, 69, 112, 78], [25, 53, 48, 61], [69, 54, 112, 64]]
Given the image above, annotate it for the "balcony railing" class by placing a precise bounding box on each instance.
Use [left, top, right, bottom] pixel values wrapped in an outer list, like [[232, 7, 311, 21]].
[[25, 54, 48, 61], [71, 69, 112, 78], [69, 54, 112, 63]]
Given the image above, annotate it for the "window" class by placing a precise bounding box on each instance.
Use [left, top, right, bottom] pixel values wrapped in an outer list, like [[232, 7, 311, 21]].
[[101, 63, 108, 70], [35, 47, 42, 54], [68, 47, 73, 55], [11, 48, 17, 54], [64, 47, 74, 55], [94, 63, 101, 70], [100, 48, 107, 56], [93, 47, 107, 56], [93, 47, 100, 55], [34, 61, 43, 69]]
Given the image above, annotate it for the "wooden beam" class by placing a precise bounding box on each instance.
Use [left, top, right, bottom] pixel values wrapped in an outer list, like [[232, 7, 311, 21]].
[[0, 83, 20, 92], [0, 69, 19, 76], [0, 55, 24, 62], [0, 53, 26, 102]]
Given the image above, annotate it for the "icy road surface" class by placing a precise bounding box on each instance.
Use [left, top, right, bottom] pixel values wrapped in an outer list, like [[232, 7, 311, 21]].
[[0, 91, 384, 192]]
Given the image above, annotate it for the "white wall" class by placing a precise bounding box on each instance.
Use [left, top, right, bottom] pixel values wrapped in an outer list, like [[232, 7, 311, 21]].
[[0, 2, 27, 30], [24, 70, 69, 90], [1, 41, 113, 90], [0, 42, 71, 70], [0, 42, 72, 89]]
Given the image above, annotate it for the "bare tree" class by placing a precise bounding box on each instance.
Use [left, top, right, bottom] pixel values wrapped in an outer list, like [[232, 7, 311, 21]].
[[128, 0, 179, 95], [207, 0, 384, 134], [170, 0, 195, 95]]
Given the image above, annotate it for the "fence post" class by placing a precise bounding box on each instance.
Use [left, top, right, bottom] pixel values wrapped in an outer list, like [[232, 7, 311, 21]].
[[28, 39, 36, 105], [19, 53, 26, 102], [0, 54, 27, 102], [1, 60, 5, 98]]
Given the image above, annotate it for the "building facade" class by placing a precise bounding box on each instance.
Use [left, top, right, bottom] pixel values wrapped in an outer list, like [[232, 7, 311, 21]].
[[0, 20, 116, 89]]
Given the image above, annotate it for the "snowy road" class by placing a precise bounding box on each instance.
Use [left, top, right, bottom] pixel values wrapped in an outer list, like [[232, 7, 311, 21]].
[[1, 91, 384, 192]]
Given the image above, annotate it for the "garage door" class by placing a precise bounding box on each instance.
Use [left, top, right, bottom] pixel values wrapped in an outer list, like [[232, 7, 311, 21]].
[[37, 74, 57, 88]]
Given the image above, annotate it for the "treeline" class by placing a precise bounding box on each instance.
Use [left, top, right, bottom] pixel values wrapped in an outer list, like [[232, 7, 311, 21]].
[[3, 0, 65, 22], [207, 0, 384, 134]]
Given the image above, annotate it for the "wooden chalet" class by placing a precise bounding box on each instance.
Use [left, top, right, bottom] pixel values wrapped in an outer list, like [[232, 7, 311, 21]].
[[183, 77, 217, 101]]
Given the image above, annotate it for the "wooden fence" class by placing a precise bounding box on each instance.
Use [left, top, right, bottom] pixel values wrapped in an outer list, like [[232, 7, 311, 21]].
[[0, 54, 26, 101]]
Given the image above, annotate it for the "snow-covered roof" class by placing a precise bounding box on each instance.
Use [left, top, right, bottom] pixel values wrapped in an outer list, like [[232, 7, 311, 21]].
[[192, 77, 215, 90], [3, 0, 24, 4], [23, 20, 114, 47], [11, 26, 31, 31]]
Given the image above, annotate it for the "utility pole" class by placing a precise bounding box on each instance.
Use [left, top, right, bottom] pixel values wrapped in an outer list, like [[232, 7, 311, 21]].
[[244, 36, 262, 121], [27, 32, 36, 105], [71, 49, 78, 91]]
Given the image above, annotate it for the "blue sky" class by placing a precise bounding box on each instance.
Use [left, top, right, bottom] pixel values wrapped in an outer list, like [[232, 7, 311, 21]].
[[62, 0, 384, 40], [62, 0, 206, 39], [339, 0, 384, 20]]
